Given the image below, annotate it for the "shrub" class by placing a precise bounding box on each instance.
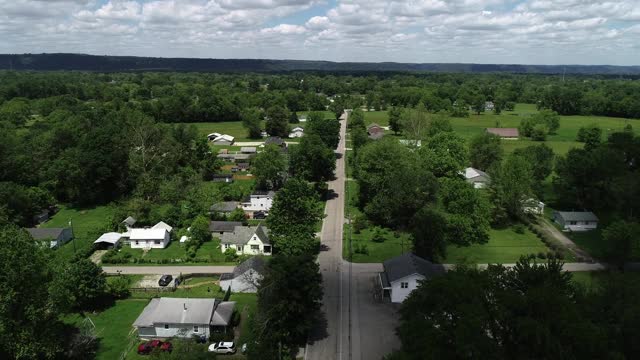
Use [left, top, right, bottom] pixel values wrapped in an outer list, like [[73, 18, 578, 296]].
[[537, 252, 546, 259], [513, 224, 526, 234], [547, 252, 555, 260], [371, 228, 385, 243], [224, 248, 238, 262], [108, 276, 131, 299], [555, 252, 565, 260]]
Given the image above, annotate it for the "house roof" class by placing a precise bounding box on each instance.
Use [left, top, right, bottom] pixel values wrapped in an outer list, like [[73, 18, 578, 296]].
[[220, 224, 270, 245], [237, 163, 250, 169], [463, 167, 489, 181], [233, 154, 252, 160], [555, 211, 599, 222], [152, 221, 173, 233], [94, 232, 122, 245], [368, 132, 384, 140], [122, 216, 137, 226], [383, 253, 445, 283], [213, 134, 235, 143], [207, 132, 222, 139], [25, 228, 67, 240], [130, 228, 168, 240], [230, 256, 266, 278], [291, 127, 304, 132], [212, 174, 234, 179], [210, 301, 236, 326], [209, 221, 243, 233], [486, 128, 519, 137], [240, 147, 257, 153], [252, 190, 275, 197], [210, 201, 240, 213], [265, 136, 285, 146], [133, 298, 218, 327]]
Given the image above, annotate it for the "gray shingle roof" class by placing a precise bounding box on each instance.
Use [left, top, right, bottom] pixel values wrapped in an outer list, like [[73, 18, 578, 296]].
[[133, 298, 217, 327], [230, 256, 266, 278], [556, 211, 599, 222], [122, 216, 137, 226], [220, 224, 270, 245], [210, 202, 240, 213], [383, 253, 445, 283], [25, 228, 66, 240], [209, 221, 243, 233], [211, 301, 236, 326]]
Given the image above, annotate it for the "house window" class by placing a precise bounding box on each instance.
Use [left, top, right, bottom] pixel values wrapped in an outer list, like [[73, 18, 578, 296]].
[[135, 241, 139, 245], [193, 325, 199, 333], [154, 240, 160, 244], [401, 282, 409, 289], [251, 245, 259, 250], [264, 245, 271, 253], [164, 324, 169, 329], [569, 221, 577, 225], [237, 245, 242, 251]]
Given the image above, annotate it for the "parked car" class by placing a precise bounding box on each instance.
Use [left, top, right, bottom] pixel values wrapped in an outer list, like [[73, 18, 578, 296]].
[[253, 211, 266, 219], [158, 274, 173, 287], [208, 342, 236, 354], [137, 340, 172, 355]]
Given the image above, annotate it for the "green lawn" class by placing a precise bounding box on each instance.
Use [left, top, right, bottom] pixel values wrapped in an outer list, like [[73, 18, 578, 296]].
[[42, 205, 115, 260], [105, 239, 235, 265], [361, 104, 634, 155], [567, 229, 607, 260], [63, 299, 149, 360], [443, 228, 549, 264], [188, 120, 307, 144], [571, 271, 640, 290]]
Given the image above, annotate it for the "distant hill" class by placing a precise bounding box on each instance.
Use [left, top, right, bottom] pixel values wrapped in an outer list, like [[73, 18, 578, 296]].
[[1, 53, 639, 75]]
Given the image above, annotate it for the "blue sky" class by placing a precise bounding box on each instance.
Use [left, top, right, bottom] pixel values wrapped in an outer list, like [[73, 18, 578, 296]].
[[0, 0, 638, 65]]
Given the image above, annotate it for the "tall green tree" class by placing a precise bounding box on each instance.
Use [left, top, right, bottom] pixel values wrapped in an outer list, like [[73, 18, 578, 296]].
[[388, 106, 403, 134], [256, 255, 323, 358], [305, 112, 340, 149], [267, 178, 323, 241], [289, 134, 335, 182], [0, 225, 65, 359], [49, 258, 108, 313], [489, 153, 534, 224], [576, 124, 602, 151], [420, 132, 467, 178], [253, 144, 286, 190], [469, 133, 503, 171], [602, 220, 640, 269], [265, 106, 290, 138], [241, 107, 263, 139]]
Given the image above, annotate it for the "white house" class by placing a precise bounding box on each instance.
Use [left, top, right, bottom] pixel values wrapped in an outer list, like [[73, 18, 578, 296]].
[[220, 224, 271, 256], [379, 253, 445, 303], [211, 134, 235, 146], [133, 298, 236, 339], [553, 211, 599, 231], [152, 221, 173, 233], [241, 191, 275, 218], [219, 257, 265, 293], [462, 167, 491, 189], [130, 228, 171, 249], [289, 127, 304, 138], [207, 132, 222, 141]]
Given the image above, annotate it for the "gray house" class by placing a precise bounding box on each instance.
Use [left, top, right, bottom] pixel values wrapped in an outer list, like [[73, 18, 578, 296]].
[[210, 202, 240, 216], [219, 256, 266, 293], [379, 253, 445, 303], [133, 298, 235, 339], [26, 227, 73, 249], [553, 211, 598, 231]]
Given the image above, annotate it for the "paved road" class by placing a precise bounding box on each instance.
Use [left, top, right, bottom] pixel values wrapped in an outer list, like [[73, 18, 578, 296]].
[[102, 265, 235, 275], [306, 113, 349, 360]]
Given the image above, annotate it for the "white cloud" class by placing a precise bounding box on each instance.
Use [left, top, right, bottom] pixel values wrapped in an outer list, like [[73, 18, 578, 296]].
[[0, 0, 638, 65]]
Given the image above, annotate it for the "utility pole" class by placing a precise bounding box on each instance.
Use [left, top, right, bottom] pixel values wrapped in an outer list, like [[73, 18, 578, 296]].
[[69, 219, 76, 253]]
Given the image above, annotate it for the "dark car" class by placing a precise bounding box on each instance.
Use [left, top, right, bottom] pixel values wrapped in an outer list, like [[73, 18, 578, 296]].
[[253, 211, 266, 220], [158, 275, 173, 287]]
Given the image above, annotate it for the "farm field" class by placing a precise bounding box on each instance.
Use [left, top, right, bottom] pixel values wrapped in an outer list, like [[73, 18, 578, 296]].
[[42, 205, 115, 260], [362, 104, 635, 155]]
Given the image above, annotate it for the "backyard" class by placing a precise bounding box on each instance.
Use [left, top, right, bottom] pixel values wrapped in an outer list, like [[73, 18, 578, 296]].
[[102, 239, 236, 266], [65, 274, 258, 360], [42, 205, 115, 260]]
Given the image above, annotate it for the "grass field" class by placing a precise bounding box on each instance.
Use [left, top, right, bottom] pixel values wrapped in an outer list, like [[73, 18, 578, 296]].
[[362, 104, 635, 155], [106, 239, 235, 265], [188, 120, 307, 144], [42, 205, 115, 260], [443, 228, 549, 264], [64, 299, 149, 360]]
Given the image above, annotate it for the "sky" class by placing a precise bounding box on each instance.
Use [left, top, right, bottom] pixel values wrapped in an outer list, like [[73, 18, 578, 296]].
[[0, 0, 639, 65]]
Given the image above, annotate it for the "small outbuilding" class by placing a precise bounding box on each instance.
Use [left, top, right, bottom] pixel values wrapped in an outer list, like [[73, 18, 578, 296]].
[[289, 127, 304, 138], [210, 202, 240, 216], [462, 167, 491, 189], [94, 232, 122, 249], [553, 211, 599, 232], [212, 174, 234, 183], [209, 221, 244, 236], [211, 134, 235, 146], [219, 256, 265, 293], [25, 227, 73, 249]]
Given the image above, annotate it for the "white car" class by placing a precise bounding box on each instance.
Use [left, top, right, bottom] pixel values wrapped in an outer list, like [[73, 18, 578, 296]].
[[208, 342, 236, 354]]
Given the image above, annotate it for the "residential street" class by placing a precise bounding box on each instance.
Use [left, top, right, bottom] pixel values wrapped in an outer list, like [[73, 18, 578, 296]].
[[102, 265, 235, 275]]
